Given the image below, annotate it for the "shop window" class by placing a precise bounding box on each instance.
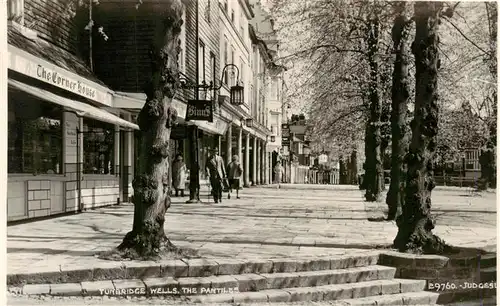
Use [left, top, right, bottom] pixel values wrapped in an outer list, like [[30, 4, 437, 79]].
[[177, 8, 186, 74], [83, 118, 115, 174], [8, 0, 23, 23], [223, 37, 228, 85], [8, 98, 63, 174], [198, 39, 206, 84]]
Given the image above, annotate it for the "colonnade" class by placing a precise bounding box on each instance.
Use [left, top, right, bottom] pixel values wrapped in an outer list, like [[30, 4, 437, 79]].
[[224, 125, 270, 186]]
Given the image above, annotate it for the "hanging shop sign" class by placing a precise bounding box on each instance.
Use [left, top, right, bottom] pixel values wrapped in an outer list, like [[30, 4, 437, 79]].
[[185, 100, 213, 122]]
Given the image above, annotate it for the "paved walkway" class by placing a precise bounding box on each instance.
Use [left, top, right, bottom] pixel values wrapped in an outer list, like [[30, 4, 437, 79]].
[[7, 185, 496, 276]]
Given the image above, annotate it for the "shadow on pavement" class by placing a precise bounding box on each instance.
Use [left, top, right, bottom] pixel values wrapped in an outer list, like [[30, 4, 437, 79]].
[[167, 211, 370, 220], [185, 238, 392, 250], [7, 247, 99, 257]]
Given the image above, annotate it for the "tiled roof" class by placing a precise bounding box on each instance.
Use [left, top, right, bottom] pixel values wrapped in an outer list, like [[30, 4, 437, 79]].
[[8, 24, 107, 87]]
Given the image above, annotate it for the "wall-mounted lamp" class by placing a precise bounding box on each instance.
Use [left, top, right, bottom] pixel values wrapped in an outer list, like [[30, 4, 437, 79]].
[[230, 83, 244, 106]]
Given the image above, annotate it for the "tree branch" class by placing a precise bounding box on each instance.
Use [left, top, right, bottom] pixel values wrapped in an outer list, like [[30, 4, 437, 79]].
[[276, 44, 365, 61], [443, 16, 490, 56]]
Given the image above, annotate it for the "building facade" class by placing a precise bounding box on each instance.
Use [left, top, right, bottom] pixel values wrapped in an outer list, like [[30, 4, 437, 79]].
[[7, 0, 284, 221], [249, 0, 286, 183], [7, 0, 138, 222]]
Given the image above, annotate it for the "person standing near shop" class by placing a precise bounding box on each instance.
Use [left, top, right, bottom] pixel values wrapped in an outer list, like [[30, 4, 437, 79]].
[[206, 148, 227, 203], [172, 154, 187, 197], [274, 161, 284, 189], [227, 154, 243, 199]]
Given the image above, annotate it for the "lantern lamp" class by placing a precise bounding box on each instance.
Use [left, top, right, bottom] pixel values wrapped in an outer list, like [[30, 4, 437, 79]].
[[230, 84, 244, 105]]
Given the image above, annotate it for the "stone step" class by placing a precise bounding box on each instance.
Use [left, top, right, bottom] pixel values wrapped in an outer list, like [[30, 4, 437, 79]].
[[9, 254, 379, 285], [436, 286, 497, 305], [444, 296, 497, 306], [480, 266, 496, 282], [187, 278, 428, 304], [19, 265, 398, 297], [338, 291, 440, 305]]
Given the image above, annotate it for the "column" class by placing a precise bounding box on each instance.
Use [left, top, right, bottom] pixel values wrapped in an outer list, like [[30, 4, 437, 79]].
[[252, 136, 257, 185], [114, 125, 121, 203], [114, 125, 120, 176], [188, 126, 200, 202], [259, 141, 264, 184], [218, 135, 222, 155], [244, 132, 250, 187], [123, 114, 133, 202], [226, 124, 232, 163], [264, 143, 269, 184], [237, 127, 243, 166], [256, 140, 261, 185], [264, 147, 269, 184]]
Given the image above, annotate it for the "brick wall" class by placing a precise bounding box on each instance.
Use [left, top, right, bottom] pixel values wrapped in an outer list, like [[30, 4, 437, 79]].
[[24, 0, 78, 53], [80, 177, 120, 209], [90, 3, 154, 93], [7, 181, 26, 221], [90, 0, 198, 102]]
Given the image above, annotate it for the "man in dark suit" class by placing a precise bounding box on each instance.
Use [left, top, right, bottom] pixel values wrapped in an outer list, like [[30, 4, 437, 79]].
[[206, 148, 227, 203]]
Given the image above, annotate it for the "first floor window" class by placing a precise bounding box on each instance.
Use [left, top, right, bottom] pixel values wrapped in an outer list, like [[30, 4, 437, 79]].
[[83, 118, 115, 174], [8, 0, 23, 23], [198, 40, 206, 84], [8, 97, 63, 174], [465, 150, 480, 171]]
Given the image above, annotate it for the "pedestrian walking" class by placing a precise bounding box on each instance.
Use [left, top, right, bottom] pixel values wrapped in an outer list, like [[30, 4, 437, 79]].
[[227, 154, 243, 199], [206, 148, 227, 203], [273, 161, 284, 189], [172, 154, 187, 197]]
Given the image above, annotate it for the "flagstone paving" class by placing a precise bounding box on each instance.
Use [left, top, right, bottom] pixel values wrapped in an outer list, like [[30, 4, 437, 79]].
[[7, 185, 497, 277]]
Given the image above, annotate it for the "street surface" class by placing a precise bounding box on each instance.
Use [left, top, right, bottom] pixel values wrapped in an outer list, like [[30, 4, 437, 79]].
[[7, 185, 497, 305]]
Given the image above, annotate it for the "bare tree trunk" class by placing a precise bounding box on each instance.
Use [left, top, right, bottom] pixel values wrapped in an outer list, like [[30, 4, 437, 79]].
[[479, 95, 497, 190], [339, 155, 346, 184], [350, 150, 358, 184], [479, 2, 497, 190], [364, 18, 384, 202], [117, 0, 184, 259], [380, 125, 389, 191], [387, 2, 410, 221], [394, 2, 447, 254]]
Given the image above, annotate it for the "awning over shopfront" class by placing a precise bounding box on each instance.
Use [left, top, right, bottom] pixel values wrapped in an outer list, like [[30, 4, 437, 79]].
[[188, 119, 229, 135], [9, 79, 139, 130]]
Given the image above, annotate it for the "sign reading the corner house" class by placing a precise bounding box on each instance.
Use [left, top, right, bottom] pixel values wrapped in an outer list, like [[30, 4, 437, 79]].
[[8, 47, 112, 106], [36, 64, 97, 99], [37, 65, 97, 99]]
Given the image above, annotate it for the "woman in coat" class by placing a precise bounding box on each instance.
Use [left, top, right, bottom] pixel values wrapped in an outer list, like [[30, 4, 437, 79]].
[[172, 154, 187, 197], [227, 154, 243, 199]]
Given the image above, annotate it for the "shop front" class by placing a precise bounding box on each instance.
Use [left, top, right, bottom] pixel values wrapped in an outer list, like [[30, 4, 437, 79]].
[[7, 30, 138, 222], [188, 118, 229, 182]]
